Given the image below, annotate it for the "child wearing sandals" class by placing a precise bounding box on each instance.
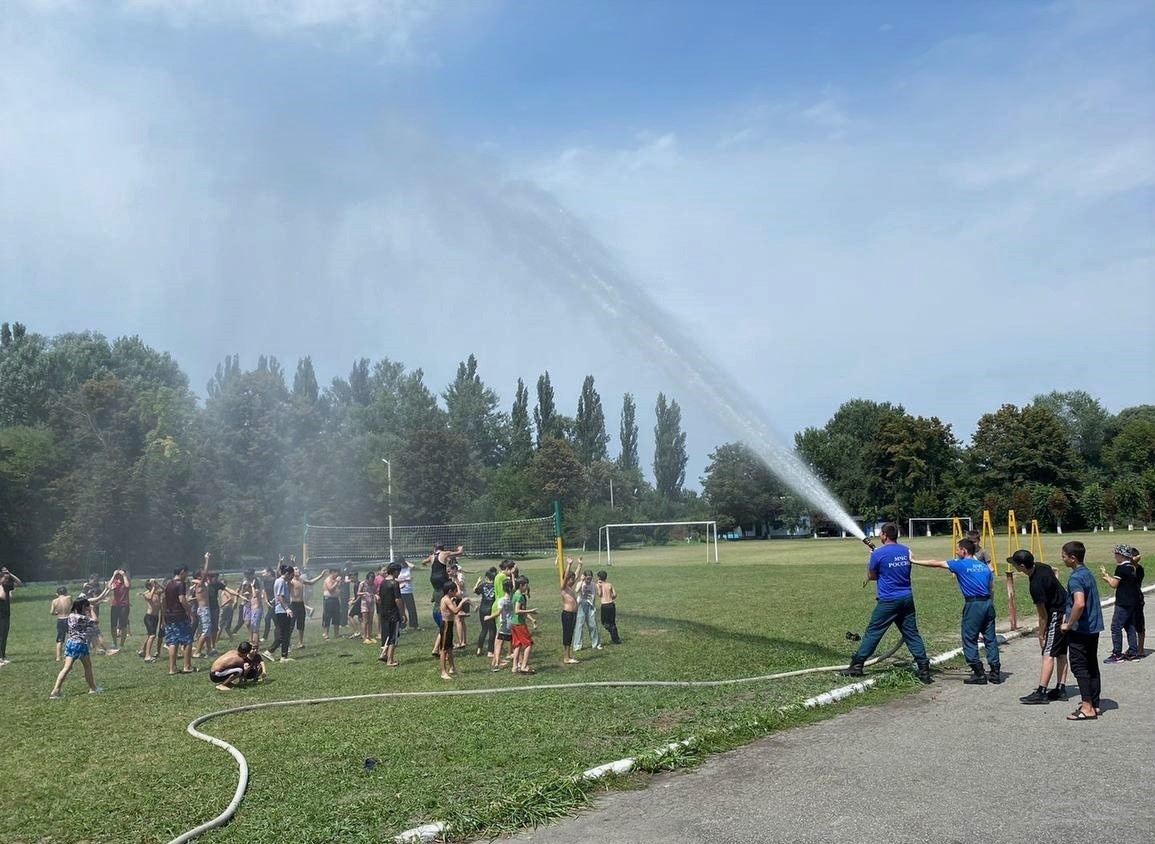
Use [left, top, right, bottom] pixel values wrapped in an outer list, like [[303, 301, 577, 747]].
[[509, 576, 538, 675], [50, 597, 103, 698]]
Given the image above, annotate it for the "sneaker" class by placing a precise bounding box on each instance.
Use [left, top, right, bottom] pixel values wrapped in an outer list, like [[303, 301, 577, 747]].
[[89, 687, 104, 694], [49, 691, 62, 700], [1123, 652, 1141, 661], [1103, 653, 1124, 664], [1046, 685, 1069, 702], [1019, 688, 1049, 705], [279, 656, 295, 662], [594, 644, 604, 650], [261, 650, 275, 661]]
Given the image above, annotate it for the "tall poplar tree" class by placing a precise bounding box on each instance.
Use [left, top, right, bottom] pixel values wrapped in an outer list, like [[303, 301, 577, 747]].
[[618, 393, 639, 472], [509, 378, 533, 466], [653, 392, 687, 500], [534, 371, 563, 446], [573, 375, 609, 464]]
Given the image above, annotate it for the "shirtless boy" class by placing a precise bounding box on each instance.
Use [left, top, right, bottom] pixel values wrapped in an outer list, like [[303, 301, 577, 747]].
[[321, 568, 344, 640], [596, 570, 622, 644], [560, 570, 579, 664], [210, 641, 267, 691], [50, 586, 72, 662], [291, 567, 325, 649], [139, 579, 163, 661]]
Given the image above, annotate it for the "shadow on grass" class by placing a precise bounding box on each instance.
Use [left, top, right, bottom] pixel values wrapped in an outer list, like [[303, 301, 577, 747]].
[[625, 612, 849, 664]]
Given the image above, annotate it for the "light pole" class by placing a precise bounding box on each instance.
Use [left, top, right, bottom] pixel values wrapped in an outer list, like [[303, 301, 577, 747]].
[[380, 458, 395, 563]]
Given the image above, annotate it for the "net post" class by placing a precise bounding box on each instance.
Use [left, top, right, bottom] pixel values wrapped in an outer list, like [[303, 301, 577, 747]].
[[1029, 519, 1045, 562], [554, 501, 565, 587], [302, 515, 310, 570], [1005, 509, 1020, 630]]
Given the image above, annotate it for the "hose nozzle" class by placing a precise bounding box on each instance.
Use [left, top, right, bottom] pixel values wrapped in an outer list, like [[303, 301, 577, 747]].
[[862, 537, 876, 551]]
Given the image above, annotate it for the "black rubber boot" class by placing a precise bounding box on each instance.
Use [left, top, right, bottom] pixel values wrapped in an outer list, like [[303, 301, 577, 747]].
[[987, 666, 1002, 684], [839, 659, 865, 677], [964, 663, 988, 685], [915, 660, 933, 684]]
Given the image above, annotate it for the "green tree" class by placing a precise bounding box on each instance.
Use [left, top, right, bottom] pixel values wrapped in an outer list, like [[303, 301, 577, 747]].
[[862, 414, 959, 524], [1032, 390, 1113, 468], [653, 393, 687, 501], [444, 354, 507, 468], [1102, 418, 1155, 476], [968, 404, 1084, 498], [508, 378, 533, 467], [198, 361, 292, 558], [794, 399, 905, 519], [533, 371, 563, 446], [573, 375, 609, 464], [1078, 482, 1106, 529], [702, 442, 785, 535], [394, 429, 475, 525], [527, 436, 585, 516], [618, 392, 639, 472]]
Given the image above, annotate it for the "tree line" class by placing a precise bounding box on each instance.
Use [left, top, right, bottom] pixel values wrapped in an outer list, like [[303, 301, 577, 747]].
[[1, 322, 1151, 579], [704, 395, 1155, 538], [0, 324, 689, 579]]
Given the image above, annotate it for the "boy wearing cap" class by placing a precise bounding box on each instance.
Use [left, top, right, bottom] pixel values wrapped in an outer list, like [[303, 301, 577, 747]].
[[913, 538, 1000, 684], [1099, 545, 1143, 662], [1009, 550, 1070, 704]]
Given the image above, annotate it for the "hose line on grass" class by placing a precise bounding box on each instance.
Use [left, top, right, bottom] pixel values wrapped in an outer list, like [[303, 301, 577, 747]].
[[172, 660, 859, 844], [173, 584, 1151, 844]]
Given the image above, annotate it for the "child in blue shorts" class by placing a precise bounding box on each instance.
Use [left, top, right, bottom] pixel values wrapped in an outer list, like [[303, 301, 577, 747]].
[[49, 598, 103, 698]]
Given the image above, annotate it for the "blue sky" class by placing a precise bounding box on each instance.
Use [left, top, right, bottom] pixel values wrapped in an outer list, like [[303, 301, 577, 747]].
[[2, 0, 1153, 489]]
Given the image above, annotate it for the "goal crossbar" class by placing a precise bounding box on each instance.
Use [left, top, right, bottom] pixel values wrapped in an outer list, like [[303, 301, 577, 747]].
[[598, 521, 719, 567]]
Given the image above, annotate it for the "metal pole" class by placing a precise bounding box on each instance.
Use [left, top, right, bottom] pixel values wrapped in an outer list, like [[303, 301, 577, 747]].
[[609, 479, 614, 510], [381, 458, 394, 563]]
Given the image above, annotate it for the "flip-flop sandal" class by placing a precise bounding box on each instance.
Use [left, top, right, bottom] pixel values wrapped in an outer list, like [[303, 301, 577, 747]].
[[1067, 710, 1097, 721]]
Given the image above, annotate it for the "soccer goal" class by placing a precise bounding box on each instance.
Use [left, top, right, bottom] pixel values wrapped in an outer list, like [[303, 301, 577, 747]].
[[304, 515, 556, 566], [907, 516, 972, 539], [597, 521, 719, 567]]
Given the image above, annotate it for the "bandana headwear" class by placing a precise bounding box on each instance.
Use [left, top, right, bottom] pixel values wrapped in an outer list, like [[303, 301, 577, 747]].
[[1114, 544, 1133, 559]]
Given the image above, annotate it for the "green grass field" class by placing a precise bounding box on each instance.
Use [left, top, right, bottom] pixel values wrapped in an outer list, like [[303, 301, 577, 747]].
[[0, 531, 1136, 843]]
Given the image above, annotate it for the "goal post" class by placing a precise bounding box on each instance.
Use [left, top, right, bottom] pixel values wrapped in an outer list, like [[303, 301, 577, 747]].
[[907, 516, 972, 539], [598, 521, 719, 567]]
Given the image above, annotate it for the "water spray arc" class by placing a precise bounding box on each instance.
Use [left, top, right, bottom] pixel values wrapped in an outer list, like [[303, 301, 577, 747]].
[[497, 186, 865, 539]]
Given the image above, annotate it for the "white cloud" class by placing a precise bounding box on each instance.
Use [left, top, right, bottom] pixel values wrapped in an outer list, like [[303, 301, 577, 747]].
[[14, 0, 478, 61], [522, 3, 1155, 442]]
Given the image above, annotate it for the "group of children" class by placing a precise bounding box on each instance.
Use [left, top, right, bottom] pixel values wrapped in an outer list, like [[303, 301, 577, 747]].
[[426, 554, 623, 681], [37, 548, 627, 696]]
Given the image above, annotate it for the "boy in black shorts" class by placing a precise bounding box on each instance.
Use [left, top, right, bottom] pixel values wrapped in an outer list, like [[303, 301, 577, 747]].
[[1010, 550, 1070, 704]]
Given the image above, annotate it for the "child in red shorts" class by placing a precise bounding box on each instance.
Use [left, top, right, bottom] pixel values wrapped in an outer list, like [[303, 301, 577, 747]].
[[509, 575, 538, 675]]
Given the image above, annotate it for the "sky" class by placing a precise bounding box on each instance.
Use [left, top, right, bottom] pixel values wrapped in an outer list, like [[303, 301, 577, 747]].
[[2, 0, 1153, 491]]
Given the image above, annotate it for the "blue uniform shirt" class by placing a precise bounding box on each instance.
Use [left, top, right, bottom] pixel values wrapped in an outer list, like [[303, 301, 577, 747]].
[[1065, 566, 1104, 634], [947, 558, 994, 598], [869, 543, 913, 601]]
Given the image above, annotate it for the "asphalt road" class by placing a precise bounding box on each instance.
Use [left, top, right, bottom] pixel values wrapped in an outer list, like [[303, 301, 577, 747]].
[[509, 634, 1155, 844]]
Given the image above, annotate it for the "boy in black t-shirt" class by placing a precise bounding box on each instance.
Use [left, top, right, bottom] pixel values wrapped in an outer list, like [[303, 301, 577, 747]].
[[1100, 544, 1143, 662], [1010, 550, 1070, 704]]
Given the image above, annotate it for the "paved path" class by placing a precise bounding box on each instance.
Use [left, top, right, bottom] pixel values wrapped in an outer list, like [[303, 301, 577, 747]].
[[510, 635, 1155, 844]]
